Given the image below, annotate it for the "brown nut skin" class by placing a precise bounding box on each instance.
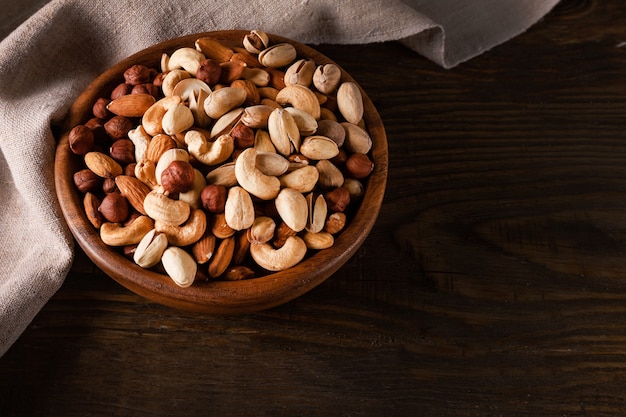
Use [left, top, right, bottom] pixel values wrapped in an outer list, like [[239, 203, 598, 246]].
[[109, 138, 135, 166], [161, 160, 196, 194], [104, 115, 134, 140], [324, 187, 350, 212], [196, 59, 222, 85], [200, 184, 227, 213], [111, 83, 131, 100], [230, 123, 255, 149], [73, 168, 102, 193], [98, 192, 129, 223], [68, 124, 95, 155], [344, 152, 374, 179], [124, 64, 152, 86], [92, 97, 111, 119]]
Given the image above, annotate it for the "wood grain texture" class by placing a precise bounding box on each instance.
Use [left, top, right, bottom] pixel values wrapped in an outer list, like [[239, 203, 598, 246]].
[[3, 1, 626, 415]]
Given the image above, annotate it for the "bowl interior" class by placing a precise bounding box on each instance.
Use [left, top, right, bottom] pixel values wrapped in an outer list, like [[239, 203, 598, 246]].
[[55, 30, 388, 313]]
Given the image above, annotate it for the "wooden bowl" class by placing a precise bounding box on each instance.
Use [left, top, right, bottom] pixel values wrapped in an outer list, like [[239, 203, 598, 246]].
[[54, 30, 388, 313]]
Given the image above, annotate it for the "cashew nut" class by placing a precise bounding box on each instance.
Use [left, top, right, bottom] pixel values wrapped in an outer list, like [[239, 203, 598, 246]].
[[142, 95, 183, 136], [167, 47, 206, 76], [178, 169, 207, 209], [249, 236, 307, 271], [161, 69, 192, 97], [234, 147, 280, 200], [203, 87, 247, 119], [155, 208, 207, 247], [275, 85, 321, 120], [143, 189, 191, 226], [184, 129, 234, 166], [99, 215, 154, 246]]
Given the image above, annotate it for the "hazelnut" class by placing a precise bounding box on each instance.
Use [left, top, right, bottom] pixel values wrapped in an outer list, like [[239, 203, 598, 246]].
[[102, 177, 118, 194], [131, 83, 159, 98], [73, 168, 102, 193], [324, 212, 347, 234], [104, 115, 134, 140], [161, 160, 195, 193], [152, 72, 166, 87], [344, 153, 374, 179], [200, 184, 227, 213], [111, 83, 131, 100], [68, 124, 95, 155], [109, 138, 135, 165], [324, 187, 350, 212], [84, 117, 109, 145], [123, 64, 151, 86], [98, 192, 129, 223], [196, 59, 222, 85], [92, 97, 111, 119], [230, 123, 255, 149], [124, 163, 137, 177]]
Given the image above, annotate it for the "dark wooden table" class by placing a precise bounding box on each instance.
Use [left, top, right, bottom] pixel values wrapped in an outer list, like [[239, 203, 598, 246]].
[[3, 1, 626, 415]]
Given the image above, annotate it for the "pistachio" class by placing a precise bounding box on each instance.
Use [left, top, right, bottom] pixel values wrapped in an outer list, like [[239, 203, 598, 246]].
[[247, 216, 276, 244], [133, 229, 168, 268], [306, 192, 327, 234], [278, 165, 319, 193], [313, 63, 342, 94], [243, 30, 270, 54], [337, 81, 364, 125], [224, 186, 255, 231], [203, 87, 247, 119], [258, 43, 297, 68], [284, 59, 315, 87], [284, 107, 318, 136], [267, 107, 300, 156], [299, 135, 340, 160], [275, 187, 308, 232], [161, 246, 197, 288]]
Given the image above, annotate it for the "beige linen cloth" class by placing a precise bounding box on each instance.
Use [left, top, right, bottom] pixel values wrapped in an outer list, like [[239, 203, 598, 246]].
[[0, 0, 560, 356]]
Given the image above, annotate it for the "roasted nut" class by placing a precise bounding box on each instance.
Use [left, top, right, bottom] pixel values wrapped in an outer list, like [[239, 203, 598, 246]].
[[212, 212, 236, 239], [155, 208, 207, 247], [84, 151, 123, 178], [195, 37, 234, 62], [316, 119, 345, 147], [109, 138, 135, 166], [203, 87, 247, 119], [161, 246, 197, 288], [192, 232, 216, 264], [111, 83, 131, 100], [324, 212, 347, 234], [224, 186, 255, 231], [167, 47, 206, 76], [243, 30, 270, 54], [247, 216, 276, 244], [200, 184, 227, 213], [284, 59, 315, 87], [107, 93, 156, 118], [302, 231, 334, 250], [196, 58, 222, 85], [98, 192, 129, 223], [324, 187, 350, 212], [258, 43, 296, 68], [68, 125, 95, 155], [279, 165, 319, 193], [143, 189, 191, 226], [115, 175, 151, 215], [234, 147, 280, 200], [345, 152, 374, 179], [275, 85, 321, 120], [104, 115, 134, 140], [336, 81, 364, 125], [341, 122, 372, 154], [313, 63, 341, 94], [267, 107, 301, 157], [185, 130, 234, 166], [84, 192, 104, 229], [100, 215, 154, 246], [250, 236, 307, 271], [160, 160, 196, 193], [208, 236, 236, 278], [231, 79, 260, 106], [178, 169, 207, 209], [299, 136, 339, 160], [92, 97, 111, 119], [124, 64, 152, 85], [275, 187, 308, 232], [74, 168, 102, 193], [315, 159, 344, 189], [133, 228, 168, 268], [155, 148, 190, 186]]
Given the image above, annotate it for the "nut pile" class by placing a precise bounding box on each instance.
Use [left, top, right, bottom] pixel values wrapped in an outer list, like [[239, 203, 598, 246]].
[[69, 30, 375, 287]]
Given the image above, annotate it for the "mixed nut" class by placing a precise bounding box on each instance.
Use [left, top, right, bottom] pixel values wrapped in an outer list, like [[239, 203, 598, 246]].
[[69, 30, 375, 287]]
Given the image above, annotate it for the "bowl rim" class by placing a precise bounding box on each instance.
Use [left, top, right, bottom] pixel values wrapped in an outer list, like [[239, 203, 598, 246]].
[[54, 30, 388, 313]]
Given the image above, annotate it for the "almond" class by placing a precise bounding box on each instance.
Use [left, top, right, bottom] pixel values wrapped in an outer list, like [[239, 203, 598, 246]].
[[208, 236, 235, 278], [194, 37, 234, 62], [106, 93, 156, 118], [115, 175, 151, 215]]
